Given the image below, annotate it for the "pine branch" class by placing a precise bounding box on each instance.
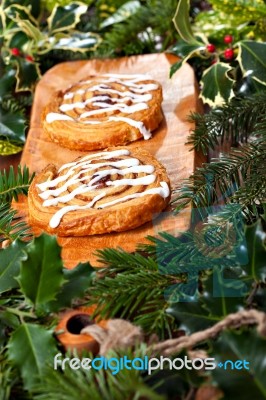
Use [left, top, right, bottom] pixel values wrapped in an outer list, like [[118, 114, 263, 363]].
[[0, 203, 32, 244], [32, 347, 165, 400], [173, 141, 266, 220], [187, 94, 266, 154], [87, 248, 178, 338], [0, 165, 34, 203]]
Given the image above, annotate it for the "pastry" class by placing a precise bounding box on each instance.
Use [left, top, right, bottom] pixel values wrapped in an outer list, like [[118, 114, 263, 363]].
[[28, 148, 171, 236], [42, 73, 163, 151]]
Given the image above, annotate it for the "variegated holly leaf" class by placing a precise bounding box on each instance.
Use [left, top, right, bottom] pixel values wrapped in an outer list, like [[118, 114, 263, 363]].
[[100, 0, 141, 29], [199, 62, 235, 107], [172, 0, 201, 44], [0, 140, 23, 155], [47, 2, 88, 33], [51, 32, 100, 53], [0, 7, 6, 34], [237, 40, 266, 86], [170, 43, 206, 77], [5, 4, 38, 26], [14, 57, 41, 92]]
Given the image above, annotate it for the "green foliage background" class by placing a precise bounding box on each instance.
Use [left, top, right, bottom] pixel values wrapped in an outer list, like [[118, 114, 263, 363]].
[[0, 0, 266, 399]]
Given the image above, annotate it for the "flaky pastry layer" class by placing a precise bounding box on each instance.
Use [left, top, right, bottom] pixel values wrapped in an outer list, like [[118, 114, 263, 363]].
[[42, 74, 163, 151], [28, 148, 171, 236]]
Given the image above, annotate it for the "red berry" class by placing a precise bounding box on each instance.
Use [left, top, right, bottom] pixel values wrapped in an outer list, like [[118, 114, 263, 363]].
[[224, 48, 234, 60], [206, 43, 216, 53], [10, 48, 20, 56], [25, 55, 34, 62], [224, 34, 233, 44]]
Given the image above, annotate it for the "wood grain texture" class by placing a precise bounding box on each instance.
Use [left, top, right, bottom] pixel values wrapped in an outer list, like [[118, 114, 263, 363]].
[[15, 53, 202, 268]]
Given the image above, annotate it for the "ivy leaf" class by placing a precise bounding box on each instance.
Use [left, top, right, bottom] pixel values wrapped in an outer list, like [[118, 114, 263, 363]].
[[18, 234, 66, 309], [237, 40, 266, 86], [210, 329, 266, 400], [0, 105, 26, 143], [14, 58, 41, 92], [100, 0, 141, 29], [0, 241, 27, 293], [51, 32, 100, 53], [7, 323, 58, 391], [199, 62, 235, 107], [47, 3, 88, 33], [47, 262, 95, 312], [172, 0, 201, 44], [243, 220, 266, 282]]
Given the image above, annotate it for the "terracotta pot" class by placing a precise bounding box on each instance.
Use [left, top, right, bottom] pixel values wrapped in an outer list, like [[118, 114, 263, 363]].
[[55, 306, 107, 354]]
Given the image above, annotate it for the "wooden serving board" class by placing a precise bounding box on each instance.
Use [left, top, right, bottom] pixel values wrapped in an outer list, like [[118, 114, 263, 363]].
[[16, 53, 201, 269]]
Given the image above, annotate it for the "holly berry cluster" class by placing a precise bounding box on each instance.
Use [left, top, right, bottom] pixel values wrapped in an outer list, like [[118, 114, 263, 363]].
[[10, 48, 34, 62], [206, 34, 235, 62]]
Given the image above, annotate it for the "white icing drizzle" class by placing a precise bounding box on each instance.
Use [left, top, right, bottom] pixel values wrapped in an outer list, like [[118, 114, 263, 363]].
[[98, 182, 170, 209], [46, 113, 74, 123], [49, 192, 106, 228], [80, 102, 148, 119], [106, 174, 155, 187], [109, 116, 151, 140], [102, 73, 153, 79], [46, 74, 160, 138], [37, 150, 169, 228]]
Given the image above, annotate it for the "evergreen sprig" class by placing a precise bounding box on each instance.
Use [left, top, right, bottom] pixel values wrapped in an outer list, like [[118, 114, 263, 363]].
[[88, 248, 177, 338], [32, 348, 165, 400], [173, 141, 266, 222], [0, 165, 34, 203], [187, 94, 266, 155], [0, 203, 32, 244]]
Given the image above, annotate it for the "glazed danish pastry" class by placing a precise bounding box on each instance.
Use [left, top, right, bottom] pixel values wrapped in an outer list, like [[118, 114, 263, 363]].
[[42, 73, 163, 151], [28, 148, 171, 236]]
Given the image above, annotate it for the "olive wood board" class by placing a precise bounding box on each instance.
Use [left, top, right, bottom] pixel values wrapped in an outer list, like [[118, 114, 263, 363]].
[[14, 53, 202, 268]]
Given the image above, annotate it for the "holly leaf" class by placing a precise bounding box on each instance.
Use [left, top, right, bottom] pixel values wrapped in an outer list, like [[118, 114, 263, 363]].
[[172, 0, 201, 44], [170, 41, 203, 58], [0, 140, 23, 156], [0, 241, 27, 293], [100, 0, 141, 29], [5, 4, 38, 25], [167, 301, 218, 334], [243, 220, 266, 282], [51, 32, 100, 53], [169, 44, 205, 78], [0, 105, 26, 143], [47, 262, 95, 312], [200, 62, 235, 107], [210, 329, 266, 400], [237, 41, 266, 86], [7, 323, 58, 391], [18, 234, 66, 309], [47, 2, 88, 33], [14, 58, 41, 92], [167, 266, 248, 334], [0, 70, 16, 99]]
